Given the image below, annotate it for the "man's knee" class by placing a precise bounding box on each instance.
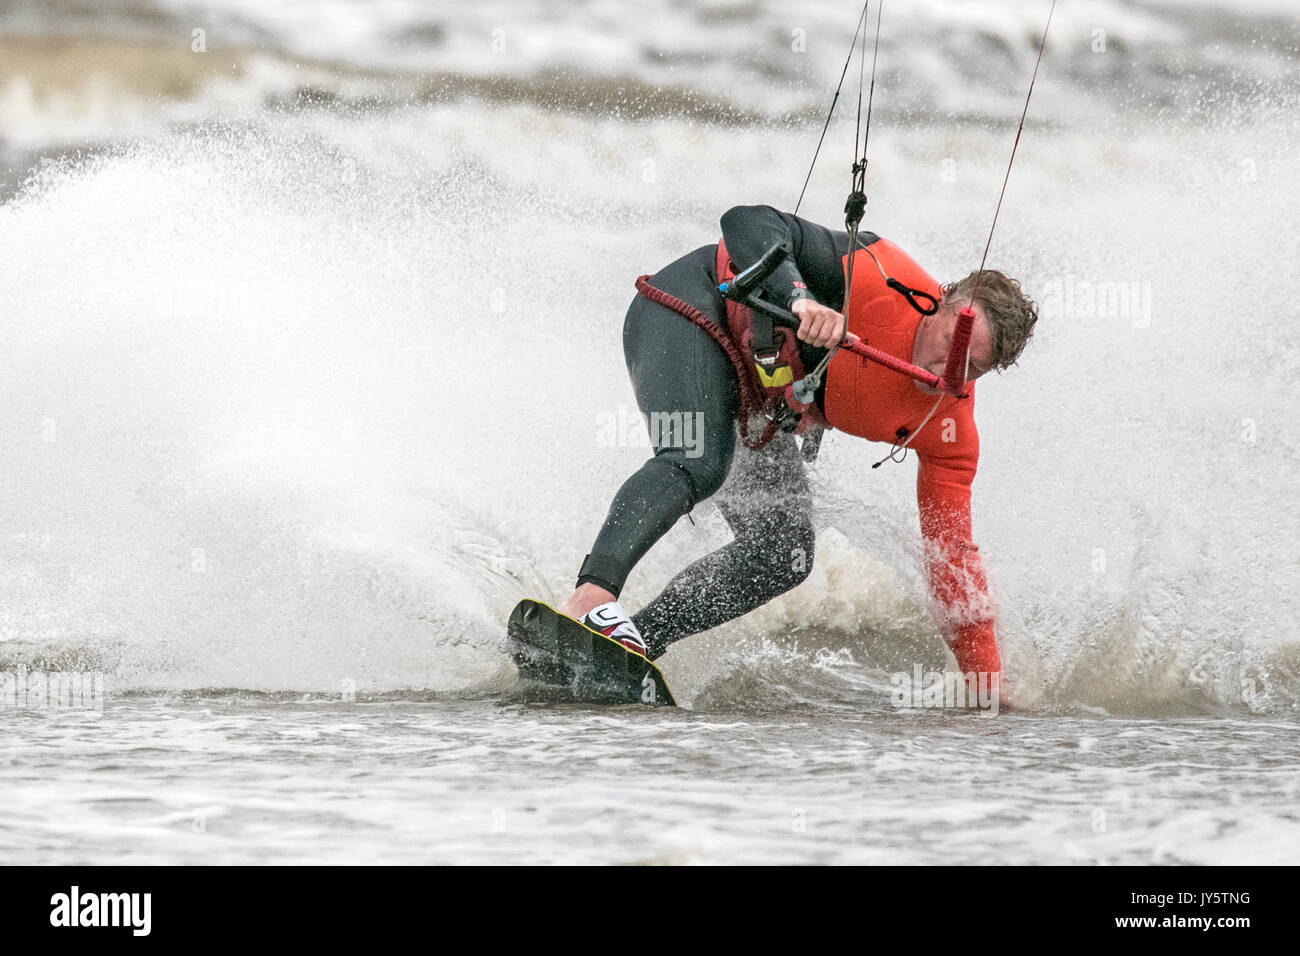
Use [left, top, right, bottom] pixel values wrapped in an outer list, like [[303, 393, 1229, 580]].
[[733, 517, 815, 596], [776, 520, 816, 590]]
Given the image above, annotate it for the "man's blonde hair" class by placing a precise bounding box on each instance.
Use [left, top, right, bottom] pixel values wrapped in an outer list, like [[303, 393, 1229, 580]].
[[942, 270, 1038, 371]]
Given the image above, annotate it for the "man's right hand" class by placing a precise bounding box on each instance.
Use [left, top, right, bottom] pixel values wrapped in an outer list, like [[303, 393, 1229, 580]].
[[791, 298, 846, 349]]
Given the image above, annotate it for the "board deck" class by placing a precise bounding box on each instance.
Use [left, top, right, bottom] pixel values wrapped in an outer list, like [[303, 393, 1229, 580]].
[[507, 599, 676, 707]]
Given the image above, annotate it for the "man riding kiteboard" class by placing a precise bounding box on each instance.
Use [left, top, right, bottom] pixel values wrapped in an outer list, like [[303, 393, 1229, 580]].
[[509, 2, 1053, 706], [553, 203, 1037, 686]]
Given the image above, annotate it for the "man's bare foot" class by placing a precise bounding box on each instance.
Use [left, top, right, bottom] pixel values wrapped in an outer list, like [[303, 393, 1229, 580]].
[[558, 583, 616, 620]]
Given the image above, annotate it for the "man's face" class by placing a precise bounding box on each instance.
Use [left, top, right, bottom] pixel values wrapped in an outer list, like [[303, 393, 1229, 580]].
[[910, 299, 996, 394]]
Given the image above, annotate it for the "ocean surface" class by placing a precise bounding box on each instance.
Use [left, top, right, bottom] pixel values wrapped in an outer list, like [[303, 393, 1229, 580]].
[[1, 0, 1298, 864]]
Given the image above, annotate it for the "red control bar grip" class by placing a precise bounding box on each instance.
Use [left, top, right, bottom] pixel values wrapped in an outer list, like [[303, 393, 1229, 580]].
[[939, 305, 975, 395]]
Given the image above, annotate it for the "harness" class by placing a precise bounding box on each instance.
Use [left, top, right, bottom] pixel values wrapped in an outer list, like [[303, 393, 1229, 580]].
[[715, 240, 829, 438], [632, 241, 827, 453]]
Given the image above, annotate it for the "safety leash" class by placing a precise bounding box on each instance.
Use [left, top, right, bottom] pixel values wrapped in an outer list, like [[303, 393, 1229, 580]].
[[633, 274, 782, 450]]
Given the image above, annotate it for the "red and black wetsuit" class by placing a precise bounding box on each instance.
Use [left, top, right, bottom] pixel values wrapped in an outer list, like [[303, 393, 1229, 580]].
[[578, 205, 999, 676]]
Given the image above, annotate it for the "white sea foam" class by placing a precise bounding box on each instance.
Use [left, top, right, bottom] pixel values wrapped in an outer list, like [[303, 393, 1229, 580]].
[[1, 2, 1297, 717], [0, 94, 1295, 718]]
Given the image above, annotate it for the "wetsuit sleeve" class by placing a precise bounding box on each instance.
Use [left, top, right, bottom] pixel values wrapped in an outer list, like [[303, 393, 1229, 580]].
[[914, 424, 1002, 678], [719, 205, 849, 311]]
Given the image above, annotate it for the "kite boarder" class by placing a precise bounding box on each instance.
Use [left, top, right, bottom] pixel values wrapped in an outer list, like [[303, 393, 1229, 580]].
[[556, 204, 1038, 686]]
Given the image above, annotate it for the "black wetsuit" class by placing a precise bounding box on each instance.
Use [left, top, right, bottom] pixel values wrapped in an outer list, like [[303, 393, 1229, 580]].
[[577, 205, 852, 660]]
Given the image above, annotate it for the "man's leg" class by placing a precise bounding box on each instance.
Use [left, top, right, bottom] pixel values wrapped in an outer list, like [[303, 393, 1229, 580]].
[[559, 244, 740, 619], [632, 429, 815, 660]]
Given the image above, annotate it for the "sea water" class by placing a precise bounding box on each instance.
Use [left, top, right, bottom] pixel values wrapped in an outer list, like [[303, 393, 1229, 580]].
[[1, 0, 1297, 864]]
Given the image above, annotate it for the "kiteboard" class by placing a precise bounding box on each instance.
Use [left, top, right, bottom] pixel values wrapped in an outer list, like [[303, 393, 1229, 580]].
[[506, 599, 676, 707]]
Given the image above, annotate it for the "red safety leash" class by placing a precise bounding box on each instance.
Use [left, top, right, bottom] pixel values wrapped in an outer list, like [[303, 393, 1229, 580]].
[[633, 275, 781, 450]]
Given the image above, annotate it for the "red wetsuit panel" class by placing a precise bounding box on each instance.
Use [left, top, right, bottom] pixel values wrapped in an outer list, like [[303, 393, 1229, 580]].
[[823, 242, 1000, 676]]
